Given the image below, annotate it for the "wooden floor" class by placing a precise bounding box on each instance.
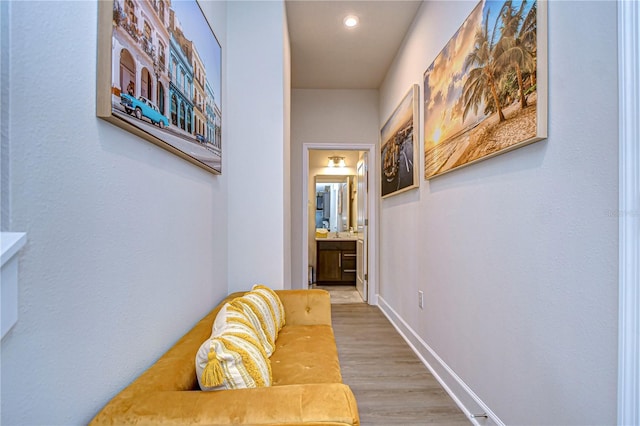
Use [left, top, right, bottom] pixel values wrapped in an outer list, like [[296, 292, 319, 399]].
[[332, 304, 470, 425]]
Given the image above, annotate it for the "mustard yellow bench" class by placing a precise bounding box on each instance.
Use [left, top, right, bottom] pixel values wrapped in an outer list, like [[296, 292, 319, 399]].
[[90, 289, 360, 425]]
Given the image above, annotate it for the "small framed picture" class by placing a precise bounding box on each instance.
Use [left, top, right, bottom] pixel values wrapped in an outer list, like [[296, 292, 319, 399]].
[[381, 84, 420, 198]]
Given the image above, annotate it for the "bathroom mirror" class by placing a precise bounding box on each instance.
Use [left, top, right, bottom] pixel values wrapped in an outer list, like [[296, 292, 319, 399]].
[[314, 175, 356, 232]]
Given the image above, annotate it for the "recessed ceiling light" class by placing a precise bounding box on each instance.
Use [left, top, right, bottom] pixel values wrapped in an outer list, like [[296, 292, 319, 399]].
[[343, 15, 359, 28]]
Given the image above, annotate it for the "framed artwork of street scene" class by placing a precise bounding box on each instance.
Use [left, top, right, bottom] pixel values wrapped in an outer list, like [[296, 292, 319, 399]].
[[97, 0, 222, 174], [381, 84, 420, 198], [423, 0, 547, 179]]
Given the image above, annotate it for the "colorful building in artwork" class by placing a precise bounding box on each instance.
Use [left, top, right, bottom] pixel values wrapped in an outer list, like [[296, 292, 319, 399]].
[[168, 10, 194, 134], [110, 0, 221, 145], [111, 0, 171, 117], [192, 46, 207, 142], [205, 80, 221, 151], [214, 103, 222, 150]]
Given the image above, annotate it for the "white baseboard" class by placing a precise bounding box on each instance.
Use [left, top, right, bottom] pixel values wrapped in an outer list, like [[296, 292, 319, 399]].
[[377, 296, 503, 426]]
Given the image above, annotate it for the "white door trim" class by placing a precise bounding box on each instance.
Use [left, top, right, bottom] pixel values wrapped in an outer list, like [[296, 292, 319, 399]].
[[618, 0, 639, 424], [302, 143, 378, 305], [356, 154, 369, 302]]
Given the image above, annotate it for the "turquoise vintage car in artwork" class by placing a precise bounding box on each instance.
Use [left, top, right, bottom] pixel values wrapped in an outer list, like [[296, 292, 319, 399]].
[[120, 94, 169, 129]]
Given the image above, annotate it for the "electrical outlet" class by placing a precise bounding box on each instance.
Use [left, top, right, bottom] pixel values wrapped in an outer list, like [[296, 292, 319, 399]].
[[418, 291, 424, 309]]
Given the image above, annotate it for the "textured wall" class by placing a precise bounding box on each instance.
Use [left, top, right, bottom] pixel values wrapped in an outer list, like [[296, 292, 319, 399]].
[[283, 10, 292, 288], [1, 1, 229, 424], [226, 1, 288, 292], [378, 1, 619, 424]]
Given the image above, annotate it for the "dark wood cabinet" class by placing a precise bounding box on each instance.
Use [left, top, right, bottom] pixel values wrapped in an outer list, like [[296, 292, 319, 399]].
[[317, 250, 342, 281], [316, 240, 356, 285]]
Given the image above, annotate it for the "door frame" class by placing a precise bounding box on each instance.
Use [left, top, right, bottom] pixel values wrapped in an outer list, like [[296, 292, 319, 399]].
[[302, 142, 378, 305], [356, 153, 368, 302]]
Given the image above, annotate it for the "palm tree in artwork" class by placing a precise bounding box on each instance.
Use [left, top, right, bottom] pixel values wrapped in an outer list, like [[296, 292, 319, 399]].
[[496, 1, 537, 109], [462, 8, 506, 123], [520, 2, 538, 85]]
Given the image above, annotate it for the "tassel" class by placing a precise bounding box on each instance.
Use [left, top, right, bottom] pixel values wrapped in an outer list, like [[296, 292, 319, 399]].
[[201, 348, 224, 387]]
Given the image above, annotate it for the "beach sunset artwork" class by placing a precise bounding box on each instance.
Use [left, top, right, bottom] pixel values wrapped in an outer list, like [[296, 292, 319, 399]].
[[423, 0, 547, 179]]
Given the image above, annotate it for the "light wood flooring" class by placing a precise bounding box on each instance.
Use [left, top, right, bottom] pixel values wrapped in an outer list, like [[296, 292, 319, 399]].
[[313, 284, 364, 304], [332, 304, 470, 425]]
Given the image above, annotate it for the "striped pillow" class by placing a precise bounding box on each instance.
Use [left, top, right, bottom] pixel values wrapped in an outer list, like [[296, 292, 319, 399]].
[[196, 303, 271, 391], [211, 303, 259, 338], [231, 294, 278, 356], [195, 333, 272, 391], [251, 284, 286, 332]]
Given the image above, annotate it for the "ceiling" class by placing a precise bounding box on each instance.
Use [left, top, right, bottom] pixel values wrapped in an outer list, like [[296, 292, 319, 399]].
[[285, 1, 422, 89]]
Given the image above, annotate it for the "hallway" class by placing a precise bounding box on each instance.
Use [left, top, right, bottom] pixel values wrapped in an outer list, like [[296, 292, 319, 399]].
[[331, 304, 469, 425]]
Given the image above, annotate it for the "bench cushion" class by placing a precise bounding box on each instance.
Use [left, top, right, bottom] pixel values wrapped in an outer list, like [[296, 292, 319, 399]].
[[271, 325, 342, 386]]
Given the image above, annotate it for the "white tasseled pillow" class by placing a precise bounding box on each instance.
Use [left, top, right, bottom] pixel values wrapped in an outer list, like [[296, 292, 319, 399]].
[[195, 333, 271, 391], [195, 303, 272, 391]]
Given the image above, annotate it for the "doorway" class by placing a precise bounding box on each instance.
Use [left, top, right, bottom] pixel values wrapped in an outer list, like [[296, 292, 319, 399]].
[[302, 143, 378, 305]]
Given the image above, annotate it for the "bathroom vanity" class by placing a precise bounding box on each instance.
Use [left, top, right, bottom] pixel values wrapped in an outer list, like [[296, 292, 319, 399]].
[[316, 238, 357, 285]]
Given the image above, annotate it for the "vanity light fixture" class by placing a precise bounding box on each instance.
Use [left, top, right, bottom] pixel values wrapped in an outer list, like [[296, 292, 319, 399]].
[[343, 15, 359, 28], [328, 156, 346, 168]]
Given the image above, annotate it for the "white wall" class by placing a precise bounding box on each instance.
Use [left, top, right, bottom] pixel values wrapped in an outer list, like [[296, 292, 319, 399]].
[[378, 1, 619, 424], [290, 89, 379, 288], [283, 9, 292, 289], [226, 0, 288, 292], [0, 1, 229, 424], [0, 0, 10, 230]]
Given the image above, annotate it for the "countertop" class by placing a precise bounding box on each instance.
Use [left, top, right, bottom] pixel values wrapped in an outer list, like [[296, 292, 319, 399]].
[[315, 236, 358, 242]]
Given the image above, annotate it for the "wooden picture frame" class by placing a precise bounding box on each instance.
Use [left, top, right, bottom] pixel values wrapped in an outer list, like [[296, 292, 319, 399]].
[[380, 84, 420, 198], [97, 0, 222, 174], [423, 0, 547, 179]]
